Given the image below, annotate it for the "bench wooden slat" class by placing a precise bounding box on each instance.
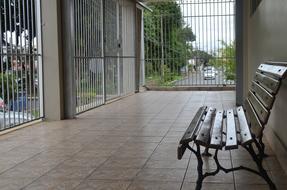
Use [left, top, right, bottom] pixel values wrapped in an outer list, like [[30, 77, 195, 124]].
[[236, 106, 253, 145], [254, 72, 280, 95], [247, 91, 269, 124], [244, 99, 263, 137], [225, 109, 238, 150], [210, 110, 224, 149], [250, 81, 275, 109], [235, 113, 242, 144], [177, 144, 186, 160], [195, 107, 216, 147], [258, 63, 287, 78], [178, 106, 207, 160], [179, 106, 207, 144]]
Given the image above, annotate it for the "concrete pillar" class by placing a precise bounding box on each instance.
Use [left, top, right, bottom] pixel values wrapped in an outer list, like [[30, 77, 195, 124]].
[[41, 0, 64, 120], [235, 0, 244, 106], [61, 0, 76, 119]]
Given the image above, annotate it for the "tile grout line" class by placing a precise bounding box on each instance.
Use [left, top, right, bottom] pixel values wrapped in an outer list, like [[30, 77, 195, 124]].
[[18, 128, 108, 190], [125, 93, 181, 189], [230, 150, 237, 190], [69, 134, 145, 190], [179, 144, 194, 190], [73, 92, 172, 190], [0, 128, 85, 177], [180, 92, 207, 190], [125, 92, 193, 190], [19, 148, 86, 190]]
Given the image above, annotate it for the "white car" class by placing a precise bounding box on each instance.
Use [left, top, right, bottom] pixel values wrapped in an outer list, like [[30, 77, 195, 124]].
[[203, 66, 218, 75], [203, 70, 216, 80]]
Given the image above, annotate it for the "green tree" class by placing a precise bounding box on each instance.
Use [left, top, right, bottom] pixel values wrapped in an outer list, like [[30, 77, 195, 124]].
[[191, 50, 213, 66], [222, 42, 236, 80], [144, 0, 196, 84], [209, 41, 236, 81], [0, 73, 17, 102]]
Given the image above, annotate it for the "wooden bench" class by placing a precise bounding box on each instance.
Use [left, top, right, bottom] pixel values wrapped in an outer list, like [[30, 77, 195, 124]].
[[178, 62, 287, 190]]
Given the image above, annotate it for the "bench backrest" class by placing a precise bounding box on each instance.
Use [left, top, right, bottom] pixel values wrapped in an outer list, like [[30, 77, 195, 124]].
[[244, 61, 287, 137]]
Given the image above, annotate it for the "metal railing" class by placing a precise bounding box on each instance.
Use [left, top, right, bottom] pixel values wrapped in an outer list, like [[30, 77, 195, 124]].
[[74, 0, 105, 113], [74, 0, 136, 113], [144, 0, 236, 87], [0, 0, 43, 131]]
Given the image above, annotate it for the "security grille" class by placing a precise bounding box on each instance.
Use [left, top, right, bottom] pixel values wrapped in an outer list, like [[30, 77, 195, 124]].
[[0, 0, 43, 131], [74, 0, 136, 113], [74, 0, 105, 113], [144, 0, 236, 87]]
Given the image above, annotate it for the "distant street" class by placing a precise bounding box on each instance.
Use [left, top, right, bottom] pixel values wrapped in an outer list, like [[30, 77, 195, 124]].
[[174, 70, 235, 86]]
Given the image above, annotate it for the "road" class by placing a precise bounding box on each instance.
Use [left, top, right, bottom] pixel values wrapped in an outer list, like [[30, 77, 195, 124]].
[[174, 70, 235, 86]]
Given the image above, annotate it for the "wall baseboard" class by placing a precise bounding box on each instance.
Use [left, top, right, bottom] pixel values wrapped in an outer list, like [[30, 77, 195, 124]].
[[265, 127, 287, 173], [0, 119, 43, 137], [145, 85, 235, 91]]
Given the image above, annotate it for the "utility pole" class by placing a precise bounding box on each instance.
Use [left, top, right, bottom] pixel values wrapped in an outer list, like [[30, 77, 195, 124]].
[[160, 15, 164, 79]]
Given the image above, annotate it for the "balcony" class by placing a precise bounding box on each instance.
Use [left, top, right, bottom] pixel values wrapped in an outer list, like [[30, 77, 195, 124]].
[[0, 0, 286, 189], [0, 91, 286, 189]]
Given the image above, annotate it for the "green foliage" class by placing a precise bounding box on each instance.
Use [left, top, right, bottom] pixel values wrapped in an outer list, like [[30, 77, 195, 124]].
[[0, 73, 17, 102], [191, 50, 213, 66], [220, 41, 236, 80], [144, 0, 196, 83], [181, 27, 196, 42], [188, 64, 194, 72], [146, 64, 182, 86], [209, 41, 236, 81]]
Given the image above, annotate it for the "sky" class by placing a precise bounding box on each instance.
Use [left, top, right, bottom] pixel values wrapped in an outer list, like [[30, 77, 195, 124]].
[[179, 0, 235, 54], [3, 30, 38, 49]]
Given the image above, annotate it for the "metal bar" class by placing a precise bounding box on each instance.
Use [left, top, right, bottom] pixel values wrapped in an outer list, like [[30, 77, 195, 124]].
[[0, 0, 42, 131], [0, 1, 5, 129], [144, 0, 236, 87], [4, 0, 11, 127]]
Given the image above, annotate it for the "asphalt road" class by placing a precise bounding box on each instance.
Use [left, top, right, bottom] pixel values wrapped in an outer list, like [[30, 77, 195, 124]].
[[174, 70, 235, 86]]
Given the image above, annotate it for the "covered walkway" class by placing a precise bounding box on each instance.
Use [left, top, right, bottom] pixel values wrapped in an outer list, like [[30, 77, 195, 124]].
[[0, 91, 286, 190]]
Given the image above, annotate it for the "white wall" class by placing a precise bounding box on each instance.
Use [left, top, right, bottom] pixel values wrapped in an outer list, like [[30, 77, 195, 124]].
[[41, 0, 64, 120], [244, 0, 287, 171], [122, 0, 136, 95]]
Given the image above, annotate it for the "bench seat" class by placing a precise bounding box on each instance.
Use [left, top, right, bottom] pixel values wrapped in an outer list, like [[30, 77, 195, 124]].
[[178, 106, 252, 160], [177, 62, 287, 190]]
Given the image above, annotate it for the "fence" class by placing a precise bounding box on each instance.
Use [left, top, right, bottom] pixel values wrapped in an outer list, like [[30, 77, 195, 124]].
[[74, 0, 105, 113], [144, 0, 236, 87], [74, 0, 136, 113], [0, 0, 42, 131]]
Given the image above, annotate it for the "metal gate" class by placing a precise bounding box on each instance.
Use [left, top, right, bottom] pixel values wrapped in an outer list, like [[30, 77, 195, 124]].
[[0, 0, 43, 131], [74, 0, 105, 113], [74, 0, 136, 113], [144, 0, 236, 87]]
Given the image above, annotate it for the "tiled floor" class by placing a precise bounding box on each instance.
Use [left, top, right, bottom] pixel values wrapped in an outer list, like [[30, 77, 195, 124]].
[[0, 91, 286, 190]]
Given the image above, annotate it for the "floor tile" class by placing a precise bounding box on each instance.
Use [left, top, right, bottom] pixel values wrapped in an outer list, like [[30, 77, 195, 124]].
[[89, 168, 140, 180], [182, 182, 235, 190], [23, 177, 82, 190], [128, 181, 182, 190], [100, 157, 148, 169], [74, 180, 131, 190], [0, 91, 285, 190], [135, 168, 186, 182]]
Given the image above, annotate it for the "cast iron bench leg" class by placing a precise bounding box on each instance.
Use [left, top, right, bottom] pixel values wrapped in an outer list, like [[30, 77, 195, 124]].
[[244, 144, 276, 190], [202, 147, 212, 157]]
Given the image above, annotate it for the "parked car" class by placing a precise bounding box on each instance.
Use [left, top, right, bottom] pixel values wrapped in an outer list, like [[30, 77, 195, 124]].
[[203, 66, 218, 75], [203, 70, 216, 80], [203, 66, 217, 80]]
